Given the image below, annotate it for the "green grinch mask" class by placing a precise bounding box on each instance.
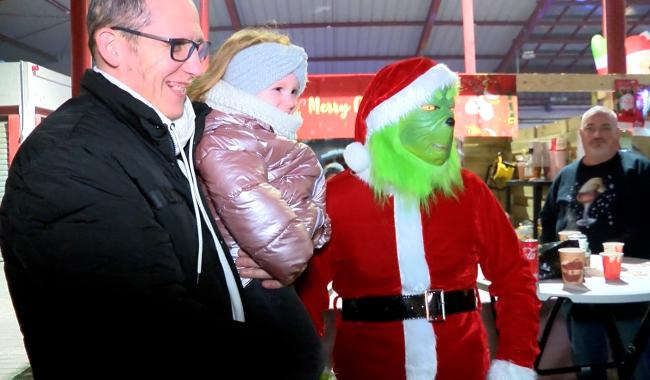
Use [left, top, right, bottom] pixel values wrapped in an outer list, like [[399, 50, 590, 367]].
[[366, 83, 463, 208], [398, 85, 458, 166]]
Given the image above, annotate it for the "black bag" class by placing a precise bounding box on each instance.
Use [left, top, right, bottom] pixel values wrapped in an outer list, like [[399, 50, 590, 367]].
[[538, 239, 579, 280]]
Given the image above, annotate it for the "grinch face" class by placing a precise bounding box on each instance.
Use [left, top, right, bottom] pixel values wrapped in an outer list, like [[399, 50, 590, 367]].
[[398, 85, 457, 165]]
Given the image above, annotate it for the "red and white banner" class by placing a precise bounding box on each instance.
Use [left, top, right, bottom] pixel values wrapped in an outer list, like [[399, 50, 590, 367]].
[[296, 74, 373, 140], [297, 73, 518, 140]]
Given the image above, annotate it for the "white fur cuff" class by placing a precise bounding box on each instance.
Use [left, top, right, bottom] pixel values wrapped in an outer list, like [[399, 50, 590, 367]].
[[487, 359, 536, 380]]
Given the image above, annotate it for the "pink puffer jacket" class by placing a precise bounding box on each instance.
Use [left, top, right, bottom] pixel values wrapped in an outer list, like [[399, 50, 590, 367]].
[[196, 110, 331, 285]]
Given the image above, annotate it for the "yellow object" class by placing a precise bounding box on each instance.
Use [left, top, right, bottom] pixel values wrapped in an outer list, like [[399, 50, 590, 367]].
[[492, 153, 515, 182]]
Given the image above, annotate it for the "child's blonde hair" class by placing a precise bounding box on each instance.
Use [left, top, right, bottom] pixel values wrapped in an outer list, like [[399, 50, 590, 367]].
[[188, 27, 292, 102]]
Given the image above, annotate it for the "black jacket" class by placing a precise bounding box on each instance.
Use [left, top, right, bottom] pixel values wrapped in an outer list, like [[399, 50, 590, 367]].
[[0, 70, 247, 378], [540, 151, 650, 259]]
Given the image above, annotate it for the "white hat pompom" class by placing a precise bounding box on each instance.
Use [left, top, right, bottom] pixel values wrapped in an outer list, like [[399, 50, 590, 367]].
[[344, 142, 371, 182], [344, 142, 370, 173]]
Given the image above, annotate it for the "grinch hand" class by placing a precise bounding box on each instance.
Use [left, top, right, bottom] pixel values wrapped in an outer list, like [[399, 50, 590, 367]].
[[297, 57, 540, 380]]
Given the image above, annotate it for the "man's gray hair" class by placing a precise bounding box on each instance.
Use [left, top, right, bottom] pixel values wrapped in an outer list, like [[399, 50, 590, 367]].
[[581, 105, 618, 128], [87, 0, 151, 59]]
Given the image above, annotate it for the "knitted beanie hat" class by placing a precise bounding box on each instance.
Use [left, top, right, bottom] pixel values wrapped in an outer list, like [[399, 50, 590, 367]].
[[223, 42, 308, 95]]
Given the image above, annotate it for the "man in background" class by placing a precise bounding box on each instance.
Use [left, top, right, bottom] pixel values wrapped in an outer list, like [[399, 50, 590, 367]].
[[540, 105, 650, 379], [0, 0, 247, 377]]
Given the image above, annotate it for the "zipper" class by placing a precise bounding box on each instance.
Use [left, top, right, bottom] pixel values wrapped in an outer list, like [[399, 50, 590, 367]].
[[165, 123, 178, 165]]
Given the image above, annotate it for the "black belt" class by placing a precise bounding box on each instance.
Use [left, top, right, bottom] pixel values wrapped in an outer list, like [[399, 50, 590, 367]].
[[341, 288, 478, 323]]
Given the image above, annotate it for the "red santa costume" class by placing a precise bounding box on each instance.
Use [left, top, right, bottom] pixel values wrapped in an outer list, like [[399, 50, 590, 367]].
[[298, 58, 540, 380]]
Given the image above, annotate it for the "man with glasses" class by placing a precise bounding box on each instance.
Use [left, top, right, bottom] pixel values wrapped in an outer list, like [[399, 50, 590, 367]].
[[540, 105, 650, 379], [0, 0, 249, 377]]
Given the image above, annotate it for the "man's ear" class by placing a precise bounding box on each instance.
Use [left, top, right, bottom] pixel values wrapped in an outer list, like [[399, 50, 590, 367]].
[[94, 27, 121, 68]]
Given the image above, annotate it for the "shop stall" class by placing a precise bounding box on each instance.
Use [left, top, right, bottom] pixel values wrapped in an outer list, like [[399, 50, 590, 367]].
[[0, 61, 71, 200]]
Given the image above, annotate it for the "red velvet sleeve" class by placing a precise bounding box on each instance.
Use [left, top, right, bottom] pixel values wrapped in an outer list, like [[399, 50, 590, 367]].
[[296, 243, 333, 337], [476, 181, 540, 368]]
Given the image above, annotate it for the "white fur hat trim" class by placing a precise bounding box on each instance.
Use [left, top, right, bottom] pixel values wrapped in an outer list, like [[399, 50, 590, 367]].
[[365, 64, 457, 137]]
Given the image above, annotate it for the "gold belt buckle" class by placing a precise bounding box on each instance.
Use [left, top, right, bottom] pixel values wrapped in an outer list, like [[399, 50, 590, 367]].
[[424, 289, 445, 322]]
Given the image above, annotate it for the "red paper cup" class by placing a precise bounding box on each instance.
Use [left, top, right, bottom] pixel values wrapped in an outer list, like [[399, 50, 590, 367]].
[[601, 251, 623, 281]]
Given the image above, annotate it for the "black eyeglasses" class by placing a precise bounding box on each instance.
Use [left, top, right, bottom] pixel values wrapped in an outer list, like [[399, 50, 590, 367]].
[[111, 26, 211, 62]]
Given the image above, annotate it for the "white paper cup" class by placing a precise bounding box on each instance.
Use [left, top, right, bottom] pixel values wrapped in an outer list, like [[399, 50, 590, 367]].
[[558, 230, 581, 242], [602, 241, 624, 254], [559, 247, 585, 284]]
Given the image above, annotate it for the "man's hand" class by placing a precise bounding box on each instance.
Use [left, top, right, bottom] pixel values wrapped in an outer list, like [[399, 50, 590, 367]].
[[236, 251, 284, 289]]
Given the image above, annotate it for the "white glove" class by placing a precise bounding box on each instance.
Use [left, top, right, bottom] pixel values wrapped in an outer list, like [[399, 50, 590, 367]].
[[486, 359, 536, 380]]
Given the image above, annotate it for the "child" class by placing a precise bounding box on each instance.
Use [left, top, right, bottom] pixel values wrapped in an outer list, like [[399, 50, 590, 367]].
[[189, 28, 330, 380]]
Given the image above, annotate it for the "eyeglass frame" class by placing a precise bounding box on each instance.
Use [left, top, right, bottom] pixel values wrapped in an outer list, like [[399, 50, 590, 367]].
[[110, 26, 211, 62]]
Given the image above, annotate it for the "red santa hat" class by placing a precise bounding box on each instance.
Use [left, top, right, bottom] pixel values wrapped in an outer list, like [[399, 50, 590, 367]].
[[344, 57, 458, 178], [626, 32, 650, 55]]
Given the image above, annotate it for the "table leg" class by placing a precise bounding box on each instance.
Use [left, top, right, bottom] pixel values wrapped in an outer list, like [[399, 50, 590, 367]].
[[490, 295, 498, 335], [505, 185, 512, 215], [620, 304, 650, 380], [532, 184, 541, 239], [534, 297, 565, 374], [604, 305, 626, 378], [536, 301, 632, 376]]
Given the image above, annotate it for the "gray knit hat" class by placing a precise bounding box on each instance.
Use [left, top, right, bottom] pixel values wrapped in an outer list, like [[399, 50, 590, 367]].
[[223, 42, 308, 96]]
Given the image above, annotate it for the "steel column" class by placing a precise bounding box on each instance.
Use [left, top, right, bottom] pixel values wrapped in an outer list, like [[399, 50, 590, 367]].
[[70, 0, 90, 96], [603, 0, 627, 74], [461, 0, 476, 74]]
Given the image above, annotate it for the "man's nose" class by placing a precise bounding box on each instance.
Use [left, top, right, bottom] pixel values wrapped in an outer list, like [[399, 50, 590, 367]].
[[183, 49, 205, 76]]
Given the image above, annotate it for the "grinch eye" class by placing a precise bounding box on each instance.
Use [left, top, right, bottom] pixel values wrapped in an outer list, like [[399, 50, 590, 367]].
[[421, 104, 439, 112]]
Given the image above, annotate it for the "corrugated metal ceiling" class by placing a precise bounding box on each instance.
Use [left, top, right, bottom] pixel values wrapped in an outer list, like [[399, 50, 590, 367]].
[[0, 0, 649, 76]]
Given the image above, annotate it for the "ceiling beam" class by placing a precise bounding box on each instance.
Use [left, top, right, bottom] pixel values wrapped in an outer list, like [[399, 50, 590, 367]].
[[309, 54, 504, 62], [521, 4, 571, 71], [415, 0, 442, 56], [0, 32, 57, 61], [496, 0, 555, 72], [553, 0, 646, 4], [224, 0, 241, 31], [542, 3, 600, 72], [527, 36, 592, 44], [208, 17, 648, 32], [210, 21, 424, 32], [44, 0, 70, 14], [627, 9, 650, 33]]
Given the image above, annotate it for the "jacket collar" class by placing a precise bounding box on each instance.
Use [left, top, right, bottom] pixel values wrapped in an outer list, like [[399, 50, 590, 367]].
[[80, 70, 177, 160], [204, 80, 302, 140], [81, 70, 164, 130]]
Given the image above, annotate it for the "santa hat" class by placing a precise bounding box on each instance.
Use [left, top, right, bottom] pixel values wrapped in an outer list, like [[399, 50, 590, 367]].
[[625, 34, 650, 59], [344, 57, 458, 179]]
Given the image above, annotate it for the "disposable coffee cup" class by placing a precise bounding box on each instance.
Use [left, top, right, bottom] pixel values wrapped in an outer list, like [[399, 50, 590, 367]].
[[600, 251, 623, 281], [602, 241, 624, 253], [558, 230, 581, 242], [559, 247, 585, 284]]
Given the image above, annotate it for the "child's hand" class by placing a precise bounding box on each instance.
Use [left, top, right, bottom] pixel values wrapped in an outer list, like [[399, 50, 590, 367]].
[[236, 251, 285, 289]]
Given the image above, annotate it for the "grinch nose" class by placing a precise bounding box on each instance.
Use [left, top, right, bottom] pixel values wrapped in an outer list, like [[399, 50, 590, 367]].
[[446, 117, 455, 127]]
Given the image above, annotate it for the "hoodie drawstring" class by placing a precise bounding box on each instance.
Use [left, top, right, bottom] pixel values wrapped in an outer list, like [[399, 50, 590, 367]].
[[169, 122, 245, 322]]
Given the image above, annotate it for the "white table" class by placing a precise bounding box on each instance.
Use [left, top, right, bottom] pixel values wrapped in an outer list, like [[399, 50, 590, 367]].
[[537, 257, 650, 304], [534, 256, 650, 379]]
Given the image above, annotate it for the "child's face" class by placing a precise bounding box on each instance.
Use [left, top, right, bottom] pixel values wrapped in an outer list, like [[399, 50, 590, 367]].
[[256, 74, 300, 114]]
